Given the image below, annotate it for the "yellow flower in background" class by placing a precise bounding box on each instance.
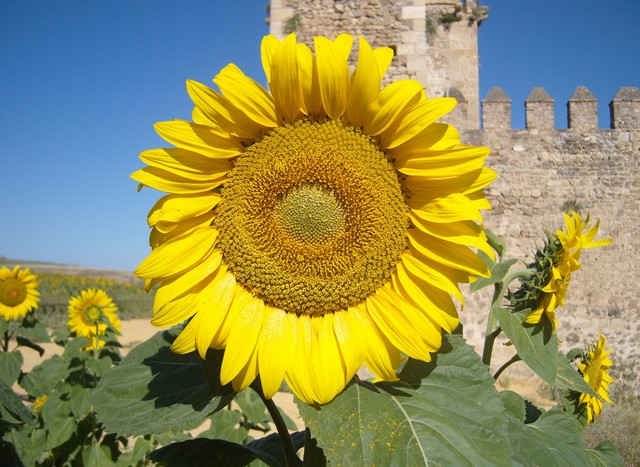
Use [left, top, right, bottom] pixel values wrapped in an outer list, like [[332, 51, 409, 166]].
[[67, 289, 121, 341], [578, 334, 614, 423], [85, 336, 106, 351], [32, 394, 48, 411], [133, 33, 495, 404], [0, 266, 40, 321], [556, 211, 611, 273], [524, 212, 610, 330]]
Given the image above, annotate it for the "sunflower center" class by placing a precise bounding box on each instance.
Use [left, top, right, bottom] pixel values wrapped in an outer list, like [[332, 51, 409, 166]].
[[216, 119, 408, 316], [83, 306, 102, 323], [0, 278, 27, 307], [274, 185, 347, 244]]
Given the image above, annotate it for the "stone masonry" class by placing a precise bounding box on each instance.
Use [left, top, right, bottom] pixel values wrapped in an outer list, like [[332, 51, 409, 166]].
[[267, 1, 640, 392]]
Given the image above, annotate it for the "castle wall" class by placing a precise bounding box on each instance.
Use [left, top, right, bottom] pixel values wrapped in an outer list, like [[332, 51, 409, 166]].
[[462, 86, 640, 391]]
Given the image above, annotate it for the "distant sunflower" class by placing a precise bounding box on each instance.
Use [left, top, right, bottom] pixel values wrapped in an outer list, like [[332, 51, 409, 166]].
[[577, 335, 613, 423], [133, 33, 495, 404], [0, 266, 39, 321], [524, 212, 610, 330], [32, 394, 48, 411], [67, 289, 121, 341]]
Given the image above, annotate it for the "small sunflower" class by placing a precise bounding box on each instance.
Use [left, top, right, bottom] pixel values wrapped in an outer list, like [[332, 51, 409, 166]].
[[67, 289, 121, 341], [523, 212, 610, 329], [556, 211, 611, 273], [0, 265, 40, 321], [32, 394, 48, 411], [577, 334, 613, 423], [133, 34, 495, 404]]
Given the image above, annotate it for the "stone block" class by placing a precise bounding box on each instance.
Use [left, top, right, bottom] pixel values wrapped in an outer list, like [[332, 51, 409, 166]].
[[482, 87, 511, 129], [525, 87, 554, 130], [610, 86, 640, 129], [401, 5, 425, 20], [568, 86, 598, 131]]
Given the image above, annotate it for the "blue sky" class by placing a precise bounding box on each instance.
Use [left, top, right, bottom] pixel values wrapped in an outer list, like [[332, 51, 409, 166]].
[[1, 0, 638, 270]]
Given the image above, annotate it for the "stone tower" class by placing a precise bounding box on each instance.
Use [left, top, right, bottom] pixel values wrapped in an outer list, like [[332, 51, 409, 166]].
[[267, 0, 488, 129]]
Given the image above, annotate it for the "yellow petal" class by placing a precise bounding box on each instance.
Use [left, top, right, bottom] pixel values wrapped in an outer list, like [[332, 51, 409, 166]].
[[373, 47, 394, 77], [410, 193, 484, 223], [260, 34, 280, 83], [270, 33, 303, 122], [232, 345, 259, 392], [390, 271, 459, 333], [381, 98, 457, 149], [310, 315, 346, 404], [364, 80, 424, 136], [313, 35, 351, 119], [171, 318, 198, 354], [152, 249, 223, 314], [186, 80, 262, 140], [147, 193, 221, 227], [140, 148, 233, 177], [389, 123, 460, 160], [408, 229, 490, 277], [211, 285, 252, 348], [346, 36, 381, 127], [154, 120, 243, 159], [285, 315, 318, 404], [150, 211, 215, 247], [131, 167, 226, 194], [220, 297, 265, 385], [258, 307, 293, 398], [136, 227, 218, 279], [213, 63, 278, 128], [357, 304, 402, 381], [365, 292, 431, 359], [297, 43, 322, 116], [405, 168, 497, 203], [407, 216, 494, 259], [333, 309, 365, 381], [195, 268, 236, 358], [400, 252, 464, 303]]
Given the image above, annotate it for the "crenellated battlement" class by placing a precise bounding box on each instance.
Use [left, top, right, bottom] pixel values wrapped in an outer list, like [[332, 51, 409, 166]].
[[483, 85, 640, 130]]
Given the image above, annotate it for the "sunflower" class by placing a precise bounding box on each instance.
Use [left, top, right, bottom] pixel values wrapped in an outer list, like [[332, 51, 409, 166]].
[[133, 33, 495, 404], [577, 334, 614, 423], [0, 265, 40, 321], [556, 211, 611, 273], [67, 289, 121, 341], [523, 212, 610, 330]]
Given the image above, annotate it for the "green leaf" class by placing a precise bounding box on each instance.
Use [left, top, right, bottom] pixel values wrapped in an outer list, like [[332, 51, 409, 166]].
[[93, 329, 229, 437], [20, 355, 68, 397], [5, 426, 48, 466], [470, 258, 518, 292], [17, 320, 50, 343], [69, 385, 92, 420], [298, 335, 512, 466], [115, 436, 155, 467], [41, 395, 76, 450], [485, 228, 506, 258], [235, 389, 268, 424], [494, 307, 558, 383], [505, 409, 591, 466], [555, 353, 595, 395], [199, 409, 247, 444], [499, 390, 525, 422], [150, 432, 306, 467], [0, 379, 34, 425], [585, 441, 624, 467], [82, 440, 116, 467], [302, 429, 326, 466], [15, 336, 45, 356], [0, 351, 23, 386]]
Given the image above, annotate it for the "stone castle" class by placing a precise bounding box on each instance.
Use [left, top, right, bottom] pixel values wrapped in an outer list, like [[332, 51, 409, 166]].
[[267, 1, 639, 390]]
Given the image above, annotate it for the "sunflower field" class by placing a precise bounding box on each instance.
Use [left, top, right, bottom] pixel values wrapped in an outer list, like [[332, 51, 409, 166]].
[[0, 33, 626, 466]]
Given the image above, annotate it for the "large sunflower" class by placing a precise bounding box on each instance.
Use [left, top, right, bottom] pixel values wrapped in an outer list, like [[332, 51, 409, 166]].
[[67, 288, 121, 347], [0, 265, 40, 321], [577, 334, 613, 423], [133, 34, 495, 404], [524, 212, 610, 329]]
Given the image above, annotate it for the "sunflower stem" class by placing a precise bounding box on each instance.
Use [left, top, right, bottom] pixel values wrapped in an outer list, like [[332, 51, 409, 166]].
[[256, 388, 301, 467], [493, 354, 521, 380], [2, 330, 9, 352]]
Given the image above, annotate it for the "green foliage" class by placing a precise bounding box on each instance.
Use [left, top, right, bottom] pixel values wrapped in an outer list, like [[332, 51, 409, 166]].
[[299, 335, 512, 466], [92, 329, 230, 437], [283, 13, 301, 35]]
